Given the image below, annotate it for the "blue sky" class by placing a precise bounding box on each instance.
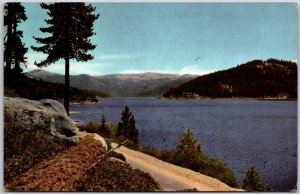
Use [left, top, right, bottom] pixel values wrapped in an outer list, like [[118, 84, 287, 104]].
[[19, 3, 298, 75]]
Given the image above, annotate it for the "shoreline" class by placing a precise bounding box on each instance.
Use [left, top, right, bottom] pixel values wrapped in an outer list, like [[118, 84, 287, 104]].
[[70, 101, 99, 105], [158, 96, 297, 101]]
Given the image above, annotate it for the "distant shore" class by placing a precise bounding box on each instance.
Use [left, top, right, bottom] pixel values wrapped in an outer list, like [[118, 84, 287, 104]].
[[158, 96, 297, 101], [70, 100, 99, 105]]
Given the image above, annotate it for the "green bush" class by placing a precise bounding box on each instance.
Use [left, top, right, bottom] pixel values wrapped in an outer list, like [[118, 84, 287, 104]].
[[140, 146, 159, 158], [200, 158, 239, 188], [108, 123, 118, 138], [78, 121, 100, 134]]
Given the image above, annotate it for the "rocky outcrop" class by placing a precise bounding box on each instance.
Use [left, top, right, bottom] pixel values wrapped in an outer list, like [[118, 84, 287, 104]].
[[4, 97, 79, 182], [4, 97, 79, 144]]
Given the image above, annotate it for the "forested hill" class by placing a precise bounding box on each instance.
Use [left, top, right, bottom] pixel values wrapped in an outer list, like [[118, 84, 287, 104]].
[[4, 73, 111, 103], [163, 59, 297, 99]]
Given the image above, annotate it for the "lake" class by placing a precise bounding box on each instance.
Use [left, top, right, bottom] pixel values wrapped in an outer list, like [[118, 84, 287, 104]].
[[69, 97, 297, 191]]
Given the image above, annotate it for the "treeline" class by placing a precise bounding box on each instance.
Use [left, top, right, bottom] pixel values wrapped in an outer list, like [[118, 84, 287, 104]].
[[78, 105, 139, 148], [164, 59, 297, 99], [4, 72, 111, 102]]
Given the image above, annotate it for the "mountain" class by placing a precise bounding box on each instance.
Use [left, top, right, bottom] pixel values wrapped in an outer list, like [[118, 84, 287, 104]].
[[26, 70, 197, 97], [163, 59, 297, 99]]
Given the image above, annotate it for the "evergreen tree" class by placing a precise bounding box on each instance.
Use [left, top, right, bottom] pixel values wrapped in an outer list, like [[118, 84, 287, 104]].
[[117, 106, 139, 144], [174, 129, 238, 188], [99, 113, 109, 137], [4, 3, 28, 74], [242, 166, 267, 191], [174, 129, 206, 171], [31, 3, 99, 115]]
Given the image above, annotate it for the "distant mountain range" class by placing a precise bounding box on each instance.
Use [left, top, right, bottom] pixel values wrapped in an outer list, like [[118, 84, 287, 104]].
[[26, 70, 197, 97], [163, 59, 297, 99]]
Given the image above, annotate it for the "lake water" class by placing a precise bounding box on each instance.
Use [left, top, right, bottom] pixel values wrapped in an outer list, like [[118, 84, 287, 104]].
[[70, 97, 297, 191]]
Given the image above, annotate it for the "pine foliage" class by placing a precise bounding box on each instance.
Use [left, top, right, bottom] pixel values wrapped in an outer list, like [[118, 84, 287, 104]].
[[99, 114, 110, 137], [117, 106, 139, 144], [242, 166, 272, 191], [31, 3, 99, 67], [4, 3, 28, 73], [175, 129, 206, 170]]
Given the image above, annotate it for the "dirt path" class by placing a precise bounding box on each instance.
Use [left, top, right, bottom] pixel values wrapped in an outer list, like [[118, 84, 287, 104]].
[[112, 143, 242, 191]]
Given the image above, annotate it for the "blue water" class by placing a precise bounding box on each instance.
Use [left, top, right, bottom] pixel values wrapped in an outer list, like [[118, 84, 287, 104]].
[[70, 97, 297, 191]]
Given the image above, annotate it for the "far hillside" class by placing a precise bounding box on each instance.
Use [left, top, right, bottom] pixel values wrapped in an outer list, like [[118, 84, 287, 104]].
[[26, 70, 196, 97], [4, 72, 111, 103], [163, 59, 297, 99]]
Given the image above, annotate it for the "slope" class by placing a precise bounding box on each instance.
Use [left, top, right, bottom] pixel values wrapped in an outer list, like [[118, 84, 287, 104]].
[[163, 59, 297, 99]]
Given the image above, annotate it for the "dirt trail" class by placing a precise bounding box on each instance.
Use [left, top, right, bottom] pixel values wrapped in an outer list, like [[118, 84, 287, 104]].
[[112, 143, 242, 191]]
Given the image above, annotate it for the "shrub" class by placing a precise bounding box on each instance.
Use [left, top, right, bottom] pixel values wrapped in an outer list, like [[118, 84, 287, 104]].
[[108, 123, 118, 138], [78, 121, 100, 134], [140, 146, 159, 158], [200, 158, 239, 188], [81, 160, 162, 191]]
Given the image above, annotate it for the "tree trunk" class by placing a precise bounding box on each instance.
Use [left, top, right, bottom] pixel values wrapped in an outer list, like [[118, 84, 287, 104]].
[[64, 5, 70, 116]]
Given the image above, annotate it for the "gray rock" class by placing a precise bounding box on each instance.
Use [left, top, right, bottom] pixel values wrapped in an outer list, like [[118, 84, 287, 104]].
[[4, 97, 79, 144]]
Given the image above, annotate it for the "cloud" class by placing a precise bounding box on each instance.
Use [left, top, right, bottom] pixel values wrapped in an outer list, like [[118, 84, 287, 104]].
[[292, 59, 298, 64], [177, 65, 215, 75], [120, 65, 215, 75], [24, 58, 114, 76]]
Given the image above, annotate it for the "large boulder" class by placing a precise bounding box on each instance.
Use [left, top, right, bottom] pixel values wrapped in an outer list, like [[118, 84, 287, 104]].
[[4, 97, 79, 181], [4, 97, 79, 144]]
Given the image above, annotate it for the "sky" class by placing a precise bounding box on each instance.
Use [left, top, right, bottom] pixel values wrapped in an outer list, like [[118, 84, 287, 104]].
[[18, 2, 298, 75]]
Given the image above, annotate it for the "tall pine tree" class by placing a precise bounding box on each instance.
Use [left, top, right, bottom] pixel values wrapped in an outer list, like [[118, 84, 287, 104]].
[[4, 3, 28, 74], [31, 3, 99, 115]]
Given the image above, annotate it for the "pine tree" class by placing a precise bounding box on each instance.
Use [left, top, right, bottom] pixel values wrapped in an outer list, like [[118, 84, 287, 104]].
[[99, 113, 109, 137], [175, 129, 206, 171], [4, 3, 28, 74], [31, 3, 99, 115], [117, 106, 139, 144], [242, 166, 267, 191]]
